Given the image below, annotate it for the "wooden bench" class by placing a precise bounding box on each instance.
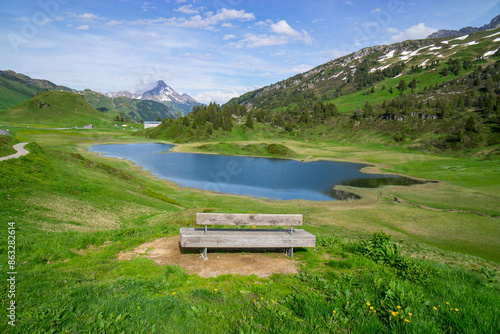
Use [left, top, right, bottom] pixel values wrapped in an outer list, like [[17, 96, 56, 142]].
[[179, 213, 316, 260]]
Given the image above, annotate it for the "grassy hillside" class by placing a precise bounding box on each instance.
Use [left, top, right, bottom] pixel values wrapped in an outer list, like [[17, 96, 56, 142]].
[[228, 27, 500, 112], [0, 130, 498, 333], [0, 91, 112, 128], [0, 70, 76, 111], [0, 134, 16, 157]]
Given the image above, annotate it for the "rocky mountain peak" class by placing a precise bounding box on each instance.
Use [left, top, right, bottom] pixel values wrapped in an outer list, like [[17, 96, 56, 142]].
[[427, 14, 500, 39]]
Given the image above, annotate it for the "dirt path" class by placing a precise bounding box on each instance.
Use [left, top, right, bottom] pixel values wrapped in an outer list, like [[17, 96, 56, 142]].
[[0, 142, 29, 162], [118, 235, 299, 278]]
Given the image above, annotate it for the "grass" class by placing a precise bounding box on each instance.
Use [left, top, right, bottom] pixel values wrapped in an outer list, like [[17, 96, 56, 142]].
[[196, 142, 298, 158], [0, 134, 17, 157], [0, 91, 113, 128], [0, 124, 498, 332]]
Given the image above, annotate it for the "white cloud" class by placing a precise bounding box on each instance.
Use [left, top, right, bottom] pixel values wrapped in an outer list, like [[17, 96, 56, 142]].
[[142, 2, 156, 12], [68, 12, 99, 21], [221, 22, 233, 28], [271, 20, 301, 37], [371, 8, 382, 13], [174, 5, 199, 15], [107, 20, 124, 26], [270, 20, 313, 44], [208, 8, 255, 22], [195, 90, 242, 104], [76, 25, 90, 30], [223, 34, 236, 40], [133, 8, 255, 30], [39, 18, 53, 26], [390, 23, 437, 42], [322, 48, 347, 60], [239, 33, 288, 48], [385, 27, 399, 34], [282, 64, 313, 74]]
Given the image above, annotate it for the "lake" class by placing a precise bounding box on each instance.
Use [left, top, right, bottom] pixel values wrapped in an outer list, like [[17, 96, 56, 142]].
[[89, 143, 423, 201]]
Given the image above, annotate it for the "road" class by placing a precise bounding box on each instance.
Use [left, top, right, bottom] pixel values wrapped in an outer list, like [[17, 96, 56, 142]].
[[0, 142, 30, 162]]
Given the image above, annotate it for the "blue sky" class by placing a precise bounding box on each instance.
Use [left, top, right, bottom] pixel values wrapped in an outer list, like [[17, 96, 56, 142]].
[[1, 0, 499, 103]]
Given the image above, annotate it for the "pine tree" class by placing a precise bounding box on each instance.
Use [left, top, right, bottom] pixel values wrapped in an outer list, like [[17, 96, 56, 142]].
[[245, 112, 254, 129]]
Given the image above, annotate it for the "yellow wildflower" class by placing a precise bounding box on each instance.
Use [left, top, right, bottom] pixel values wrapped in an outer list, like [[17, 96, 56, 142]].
[[333, 310, 336, 314], [366, 302, 371, 306], [397, 306, 401, 309], [408, 313, 412, 316], [373, 310, 376, 313], [405, 319, 410, 323], [370, 306, 374, 310], [214, 289, 217, 292], [172, 292, 176, 295], [455, 308, 459, 312], [446, 302, 449, 305], [433, 307, 438, 311]]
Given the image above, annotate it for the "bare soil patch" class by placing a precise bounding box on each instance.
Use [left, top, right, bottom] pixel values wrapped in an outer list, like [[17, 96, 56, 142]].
[[117, 235, 299, 278]]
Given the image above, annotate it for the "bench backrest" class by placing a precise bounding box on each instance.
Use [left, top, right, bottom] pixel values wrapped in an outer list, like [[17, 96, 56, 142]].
[[196, 213, 302, 226]]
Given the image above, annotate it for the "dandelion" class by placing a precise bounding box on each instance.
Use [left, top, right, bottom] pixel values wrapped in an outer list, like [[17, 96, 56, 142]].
[[397, 306, 401, 309], [172, 292, 176, 295], [391, 311, 398, 316], [373, 310, 376, 313], [370, 306, 374, 310], [333, 310, 336, 314], [214, 289, 217, 292], [433, 307, 438, 311], [455, 308, 459, 312], [405, 319, 410, 323], [261, 297, 263, 300], [408, 313, 412, 316], [366, 302, 371, 306], [446, 302, 449, 305]]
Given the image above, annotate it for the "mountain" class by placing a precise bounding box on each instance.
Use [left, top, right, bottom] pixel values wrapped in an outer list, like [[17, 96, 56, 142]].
[[227, 26, 500, 111], [144, 25, 500, 154], [0, 70, 77, 110], [104, 91, 142, 99], [0, 91, 111, 127], [427, 14, 500, 39], [105, 80, 202, 116], [83, 89, 177, 121]]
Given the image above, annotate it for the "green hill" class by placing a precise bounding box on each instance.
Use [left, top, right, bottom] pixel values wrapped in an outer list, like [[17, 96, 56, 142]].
[[0, 70, 76, 111], [0, 91, 111, 128], [82, 89, 177, 121], [228, 27, 500, 112]]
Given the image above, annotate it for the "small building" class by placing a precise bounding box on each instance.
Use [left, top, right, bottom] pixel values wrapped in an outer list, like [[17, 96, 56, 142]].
[[144, 121, 162, 129], [84, 124, 94, 129]]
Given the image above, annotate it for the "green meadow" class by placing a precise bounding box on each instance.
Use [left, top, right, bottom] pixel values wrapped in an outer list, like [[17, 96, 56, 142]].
[[0, 123, 499, 333]]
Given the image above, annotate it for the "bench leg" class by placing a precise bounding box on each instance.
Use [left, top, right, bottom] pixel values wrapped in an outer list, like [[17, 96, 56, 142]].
[[284, 247, 293, 258], [201, 247, 207, 260]]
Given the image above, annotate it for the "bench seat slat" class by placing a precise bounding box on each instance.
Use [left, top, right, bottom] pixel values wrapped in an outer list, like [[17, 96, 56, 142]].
[[180, 228, 316, 248], [196, 213, 302, 226]]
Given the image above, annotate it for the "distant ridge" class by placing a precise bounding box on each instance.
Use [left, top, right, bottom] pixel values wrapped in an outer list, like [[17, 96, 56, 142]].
[[105, 80, 202, 116], [427, 14, 500, 39]]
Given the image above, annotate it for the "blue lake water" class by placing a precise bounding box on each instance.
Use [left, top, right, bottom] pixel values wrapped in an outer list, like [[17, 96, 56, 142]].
[[89, 143, 422, 201]]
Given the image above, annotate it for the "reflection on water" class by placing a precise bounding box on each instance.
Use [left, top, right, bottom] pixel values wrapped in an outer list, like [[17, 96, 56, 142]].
[[89, 143, 426, 201], [340, 176, 425, 188], [327, 189, 361, 200]]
